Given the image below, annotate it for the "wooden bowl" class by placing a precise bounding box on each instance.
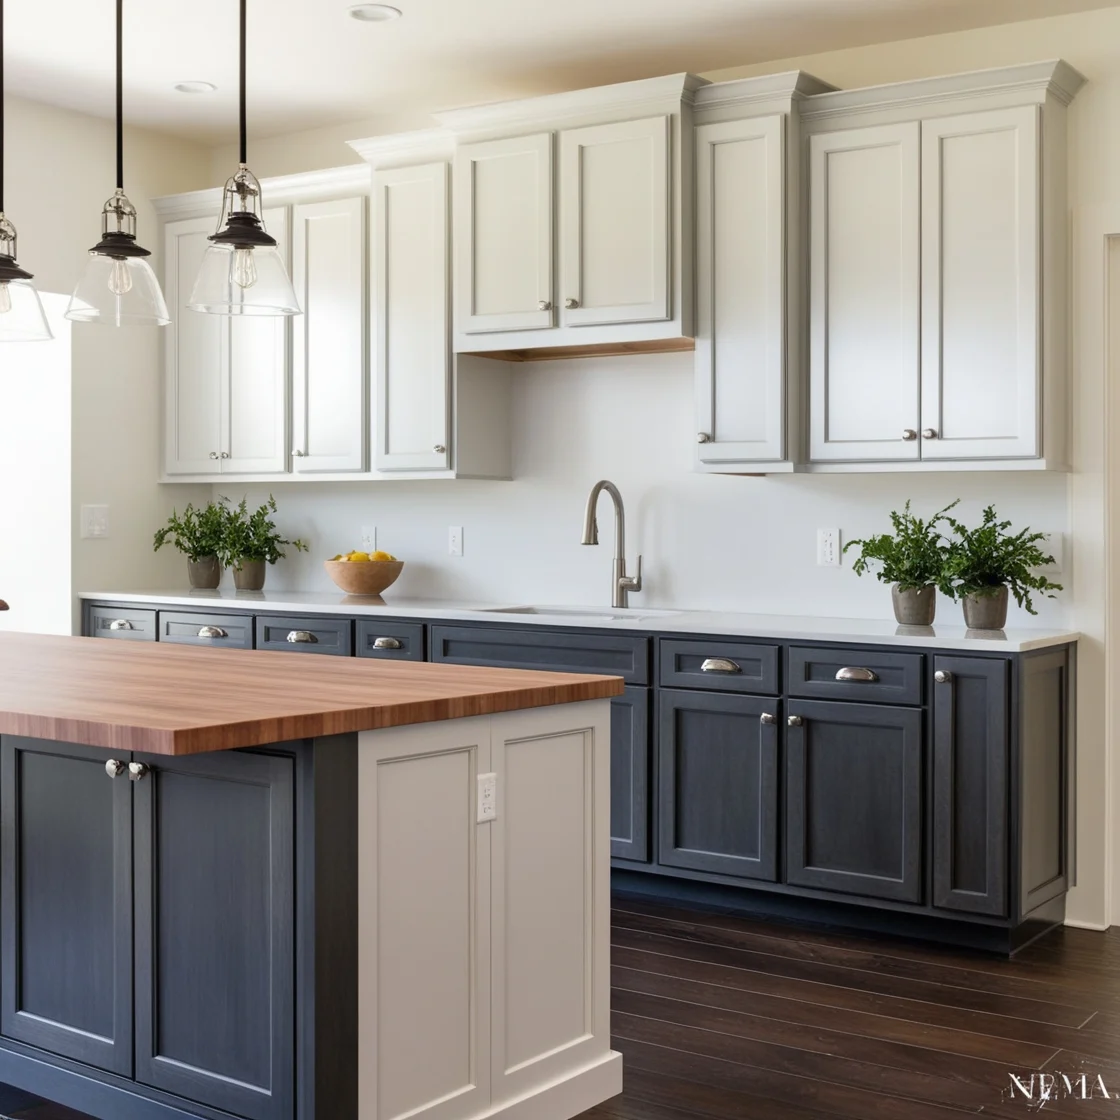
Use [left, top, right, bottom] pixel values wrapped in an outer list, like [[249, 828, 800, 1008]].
[[323, 559, 404, 596]]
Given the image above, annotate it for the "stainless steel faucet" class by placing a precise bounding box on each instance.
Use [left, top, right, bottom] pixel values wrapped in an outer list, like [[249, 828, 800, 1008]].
[[581, 480, 642, 609]]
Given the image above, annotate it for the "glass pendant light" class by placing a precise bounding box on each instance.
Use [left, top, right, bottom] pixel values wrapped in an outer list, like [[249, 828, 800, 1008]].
[[66, 0, 169, 326], [188, 0, 299, 316], [0, 0, 51, 341]]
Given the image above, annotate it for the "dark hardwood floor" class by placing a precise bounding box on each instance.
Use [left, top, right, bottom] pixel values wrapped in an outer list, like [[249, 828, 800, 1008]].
[[581, 896, 1120, 1119]]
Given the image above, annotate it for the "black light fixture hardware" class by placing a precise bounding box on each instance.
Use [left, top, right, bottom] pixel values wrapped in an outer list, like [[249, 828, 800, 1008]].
[[0, 0, 51, 341], [66, 0, 169, 326], [189, 0, 299, 316]]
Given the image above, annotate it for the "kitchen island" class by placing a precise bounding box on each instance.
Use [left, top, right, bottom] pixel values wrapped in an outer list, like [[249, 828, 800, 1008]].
[[0, 632, 623, 1120]]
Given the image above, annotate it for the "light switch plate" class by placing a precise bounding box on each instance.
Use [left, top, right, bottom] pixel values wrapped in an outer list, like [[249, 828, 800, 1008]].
[[1039, 532, 1065, 574], [477, 772, 497, 822], [361, 525, 377, 553], [449, 526, 464, 557], [817, 528, 841, 567], [80, 504, 110, 539]]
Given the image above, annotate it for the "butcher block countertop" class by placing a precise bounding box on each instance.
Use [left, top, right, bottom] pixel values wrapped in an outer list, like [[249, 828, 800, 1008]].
[[0, 632, 623, 756]]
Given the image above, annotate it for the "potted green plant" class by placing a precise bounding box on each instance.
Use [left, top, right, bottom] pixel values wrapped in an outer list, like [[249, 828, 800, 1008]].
[[223, 496, 308, 591], [940, 505, 1062, 629], [843, 500, 959, 625], [153, 499, 231, 589]]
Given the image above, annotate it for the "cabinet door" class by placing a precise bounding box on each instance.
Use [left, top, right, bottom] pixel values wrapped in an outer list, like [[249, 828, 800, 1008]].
[[658, 690, 779, 882], [786, 700, 922, 902], [0, 738, 133, 1075], [292, 196, 367, 473], [373, 163, 451, 472], [455, 133, 553, 334], [920, 107, 1039, 460], [610, 686, 650, 862], [932, 657, 1009, 916], [164, 217, 223, 475], [809, 124, 920, 462], [358, 717, 491, 1120], [224, 206, 290, 474], [559, 115, 670, 327], [695, 115, 785, 463], [133, 750, 294, 1120]]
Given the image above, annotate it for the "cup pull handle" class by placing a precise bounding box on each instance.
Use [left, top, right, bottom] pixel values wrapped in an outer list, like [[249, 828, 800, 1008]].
[[197, 626, 228, 639], [701, 658, 741, 674], [108, 619, 134, 631], [835, 667, 879, 683], [287, 630, 318, 644], [372, 636, 403, 650]]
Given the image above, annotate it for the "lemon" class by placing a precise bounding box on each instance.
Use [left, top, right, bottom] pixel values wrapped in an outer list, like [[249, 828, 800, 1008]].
[[347, 551, 371, 563], [329, 553, 344, 561], [371, 550, 395, 562]]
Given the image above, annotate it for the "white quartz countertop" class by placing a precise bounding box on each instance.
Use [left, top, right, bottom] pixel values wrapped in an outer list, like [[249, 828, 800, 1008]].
[[79, 590, 1080, 653]]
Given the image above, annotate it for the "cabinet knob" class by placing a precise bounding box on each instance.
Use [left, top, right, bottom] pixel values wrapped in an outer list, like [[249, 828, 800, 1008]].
[[209, 451, 219, 460], [564, 298, 580, 310], [197, 625, 228, 639], [220, 451, 230, 459], [293, 449, 306, 458], [105, 759, 126, 779], [287, 630, 318, 644], [107, 619, 134, 631], [372, 636, 403, 650], [128, 762, 150, 782], [934, 670, 952, 684], [760, 712, 776, 725], [902, 429, 918, 441], [537, 300, 552, 312], [787, 715, 803, 728], [922, 428, 938, 440], [697, 432, 712, 444], [433, 444, 446, 454]]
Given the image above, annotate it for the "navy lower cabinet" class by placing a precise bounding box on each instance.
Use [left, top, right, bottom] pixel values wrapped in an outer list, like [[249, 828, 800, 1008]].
[[610, 687, 651, 862], [658, 690, 779, 882], [785, 699, 923, 903]]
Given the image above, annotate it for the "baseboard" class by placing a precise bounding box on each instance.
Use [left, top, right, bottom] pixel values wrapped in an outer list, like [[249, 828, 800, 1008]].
[[1064, 918, 1112, 931], [489, 1052, 623, 1120]]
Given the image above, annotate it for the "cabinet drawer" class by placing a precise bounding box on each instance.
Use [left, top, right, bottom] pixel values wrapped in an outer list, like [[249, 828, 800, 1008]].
[[159, 611, 254, 650], [788, 646, 923, 706], [87, 605, 157, 641], [356, 620, 425, 661], [430, 625, 649, 684], [660, 639, 779, 695], [256, 616, 353, 656]]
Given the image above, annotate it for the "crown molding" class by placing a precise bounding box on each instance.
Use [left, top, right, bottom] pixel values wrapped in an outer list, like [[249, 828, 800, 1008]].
[[347, 128, 454, 166], [152, 164, 371, 220], [435, 72, 708, 136], [694, 70, 837, 116], [801, 59, 1086, 122]]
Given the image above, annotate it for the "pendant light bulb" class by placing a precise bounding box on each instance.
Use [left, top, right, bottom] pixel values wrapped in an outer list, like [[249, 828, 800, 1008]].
[[65, 0, 169, 327], [0, 282, 12, 315], [232, 248, 257, 290]]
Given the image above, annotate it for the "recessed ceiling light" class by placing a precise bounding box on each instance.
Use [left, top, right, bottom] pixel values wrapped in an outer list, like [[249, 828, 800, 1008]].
[[174, 81, 218, 94], [348, 3, 402, 22]]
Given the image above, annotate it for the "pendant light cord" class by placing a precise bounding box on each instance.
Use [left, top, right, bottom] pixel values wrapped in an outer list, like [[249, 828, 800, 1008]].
[[1, 0, 6, 214], [239, 0, 247, 165], [115, 0, 123, 190]]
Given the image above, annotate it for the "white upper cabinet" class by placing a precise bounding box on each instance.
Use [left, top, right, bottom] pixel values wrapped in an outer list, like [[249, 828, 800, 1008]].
[[455, 133, 553, 334], [809, 123, 921, 463], [920, 107, 1039, 461], [558, 116, 669, 328], [373, 162, 451, 472], [291, 196, 367, 473]]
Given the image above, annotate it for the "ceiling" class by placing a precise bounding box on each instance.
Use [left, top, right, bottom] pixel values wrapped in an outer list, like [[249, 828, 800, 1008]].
[[3, 0, 1114, 145]]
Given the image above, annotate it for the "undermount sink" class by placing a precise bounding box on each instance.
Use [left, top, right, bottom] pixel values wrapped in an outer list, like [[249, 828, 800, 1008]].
[[483, 605, 682, 622]]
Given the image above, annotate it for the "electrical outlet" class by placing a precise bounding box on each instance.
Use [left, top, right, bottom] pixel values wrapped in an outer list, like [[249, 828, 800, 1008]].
[[477, 772, 497, 822], [449, 526, 464, 557], [361, 525, 377, 553], [817, 528, 841, 567], [1039, 532, 1065, 574], [80, 505, 110, 539]]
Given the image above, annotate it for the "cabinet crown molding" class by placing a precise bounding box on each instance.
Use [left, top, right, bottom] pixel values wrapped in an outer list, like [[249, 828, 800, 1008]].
[[801, 58, 1086, 123], [152, 164, 371, 221], [435, 72, 707, 137], [348, 127, 454, 167], [694, 70, 836, 117]]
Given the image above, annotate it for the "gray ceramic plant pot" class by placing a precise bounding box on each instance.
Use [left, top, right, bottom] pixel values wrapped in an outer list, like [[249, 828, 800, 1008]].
[[962, 585, 1010, 630], [186, 555, 221, 590], [892, 584, 936, 626], [233, 559, 267, 592]]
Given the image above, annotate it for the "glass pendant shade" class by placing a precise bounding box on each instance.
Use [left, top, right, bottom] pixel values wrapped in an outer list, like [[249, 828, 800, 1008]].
[[188, 165, 299, 316], [0, 216, 52, 341]]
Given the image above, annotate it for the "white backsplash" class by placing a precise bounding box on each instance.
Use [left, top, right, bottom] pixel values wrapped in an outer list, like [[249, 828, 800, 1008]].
[[213, 351, 1071, 627]]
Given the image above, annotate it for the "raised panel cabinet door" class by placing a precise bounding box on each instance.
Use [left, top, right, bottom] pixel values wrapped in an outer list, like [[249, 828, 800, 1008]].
[[224, 206, 290, 474], [932, 657, 1009, 917], [920, 107, 1040, 460], [133, 750, 294, 1120], [809, 123, 921, 462], [559, 115, 670, 327], [0, 738, 133, 1076], [292, 196, 367, 473], [657, 690, 779, 882], [695, 115, 785, 463], [374, 163, 451, 472], [455, 133, 553, 334], [358, 717, 491, 1120], [164, 216, 224, 475], [610, 686, 650, 862], [786, 700, 922, 902]]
